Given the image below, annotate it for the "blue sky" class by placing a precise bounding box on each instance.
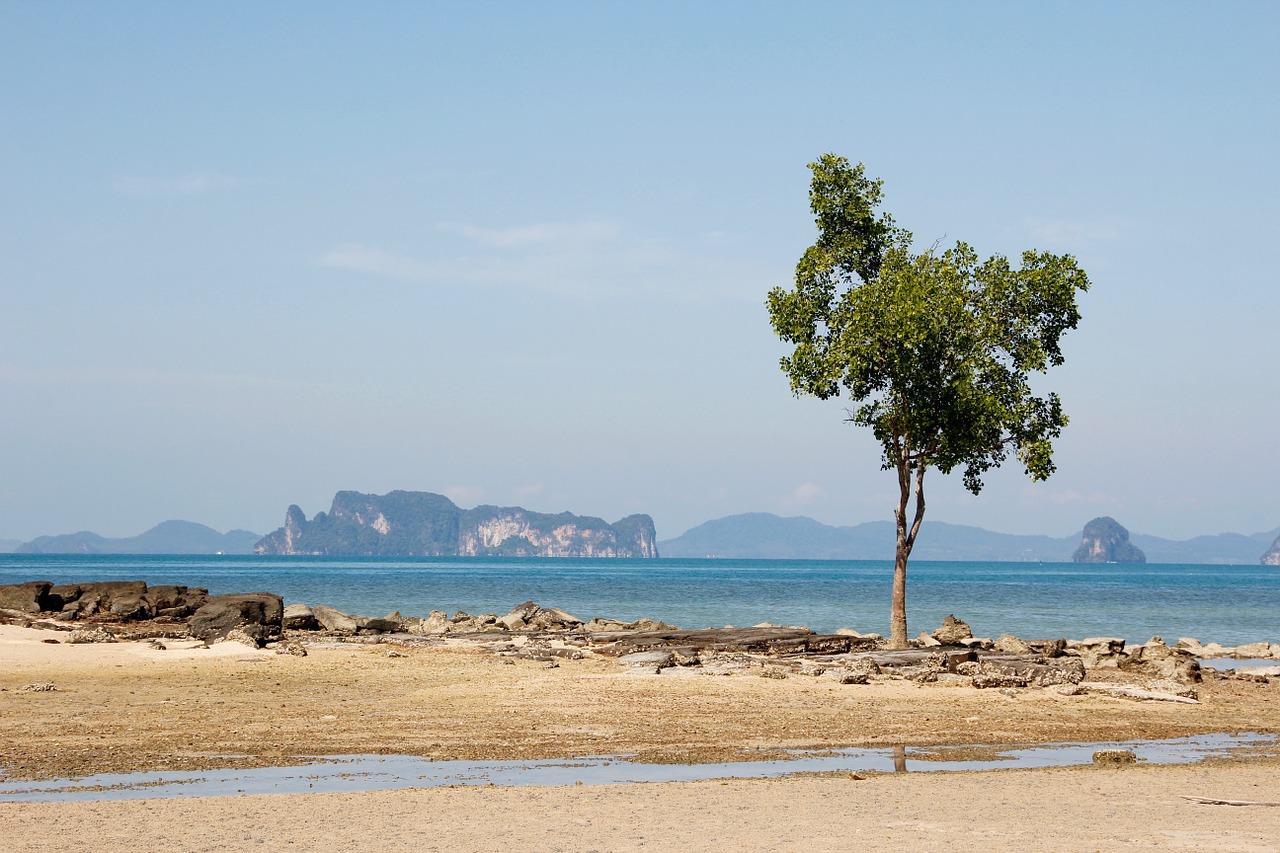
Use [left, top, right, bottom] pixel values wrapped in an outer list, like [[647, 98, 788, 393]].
[[2, 2, 1277, 544]]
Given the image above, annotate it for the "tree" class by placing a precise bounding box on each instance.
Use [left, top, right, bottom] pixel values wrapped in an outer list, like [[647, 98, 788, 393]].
[[766, 154, 1089, 648]]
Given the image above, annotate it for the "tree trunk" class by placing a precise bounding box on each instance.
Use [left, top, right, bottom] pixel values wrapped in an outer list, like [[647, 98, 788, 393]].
[[889, 457, 927, 649]]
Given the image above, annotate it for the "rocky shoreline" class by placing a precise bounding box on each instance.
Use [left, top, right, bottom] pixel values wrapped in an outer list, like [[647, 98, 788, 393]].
[[4, 579, 1279, 700]]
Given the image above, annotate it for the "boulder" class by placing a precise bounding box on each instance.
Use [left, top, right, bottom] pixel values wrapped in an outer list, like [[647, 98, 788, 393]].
[[994, 634, 1032, 655], [931, 615, 973, 645], [1118, 645, 1202, 684], [409, 610, 451, 635], [146, 586, 207, 617], [1066, 637, 1126, 667], [108, 594, 155, 621], [282, 603, 320, 631], [312, 605, 362, 634], [499, 601, 585, 632], [0, 581, 55, 613], [189, 593, 284, 646]]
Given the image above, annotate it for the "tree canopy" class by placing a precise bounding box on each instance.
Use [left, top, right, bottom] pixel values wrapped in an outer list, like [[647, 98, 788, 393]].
[[767, 154, 1089, 646]]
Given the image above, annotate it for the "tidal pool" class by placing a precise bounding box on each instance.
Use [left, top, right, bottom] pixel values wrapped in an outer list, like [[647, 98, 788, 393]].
[[2, 732, 1275, 803]]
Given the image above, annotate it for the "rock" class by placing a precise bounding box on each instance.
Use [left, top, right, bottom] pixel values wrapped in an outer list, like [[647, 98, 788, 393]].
[[759, 666, 788, 679], [362, 618, 403, 634], [410, 610, 451, 635], [1079, 682, 1200, 703], [499, 601, 584, 632], [1056, 684, 1085, 696], [21, 682, 58, 692], [72, 582, 148, 618], [189, 593, 284, 646], [1066, 637, 1126, 668], [1175, 637, 1204, 654], [972, 672, 1029, 689], [0, 581, 55, 613], [148, 639, 167, 650], [584, 617, 631, 632], [1093, 749, 1138, 765], [978, 656, 1084, 687], [68, 626, 116, 644], [994, 634, 1032, 655], [218, 626, 264, 647], [275, 640, 308, 657], [844, 656, 883, 678], [108, 594, 155, 621], [1072, 517, 1146, 563], [915, 632, 942, 648], [932, 615, 973, 645], [1119, 644, 1202, 684], [1234, 642, 1275, 659], [1200, 642, 1234, 658], [283, 603, 320, 631], [311, 605, 362, 634], [839, 671, 869, 685], [617, 650, 675, 671], [144, 586, 207, 618]]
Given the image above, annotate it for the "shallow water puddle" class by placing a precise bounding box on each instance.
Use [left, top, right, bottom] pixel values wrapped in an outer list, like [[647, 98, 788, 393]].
[[2, 733, 1274, 803]]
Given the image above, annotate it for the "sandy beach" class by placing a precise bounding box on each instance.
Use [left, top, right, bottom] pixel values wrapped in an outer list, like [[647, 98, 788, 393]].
[[3, 624, 1279, 851]]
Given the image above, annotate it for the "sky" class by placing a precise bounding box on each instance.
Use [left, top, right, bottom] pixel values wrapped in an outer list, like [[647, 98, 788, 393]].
[[2, 2, 1277, 544]]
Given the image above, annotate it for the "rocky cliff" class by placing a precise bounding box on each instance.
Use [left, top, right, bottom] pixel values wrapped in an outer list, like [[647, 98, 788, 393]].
[[1262, 534, 1280, 566], [254, 490, 658, 558], [1072, 516, 1146, 564]]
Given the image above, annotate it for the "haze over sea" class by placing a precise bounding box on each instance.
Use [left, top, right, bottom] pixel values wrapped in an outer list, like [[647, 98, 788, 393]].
[[3, 554, 1276, 647]]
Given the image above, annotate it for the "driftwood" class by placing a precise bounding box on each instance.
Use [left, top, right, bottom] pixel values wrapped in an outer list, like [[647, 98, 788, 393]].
[[1181, 795, 1280, 807]]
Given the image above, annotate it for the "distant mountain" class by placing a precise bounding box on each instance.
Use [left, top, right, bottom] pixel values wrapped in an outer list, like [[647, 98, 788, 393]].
[[0, 539, 22, 554], [1133, 529, 1280, 565], [659, 513, 1076, 561], [660, 513, 1280, 564], [16, 520, 261, 555], [255, 490, 659, 558]]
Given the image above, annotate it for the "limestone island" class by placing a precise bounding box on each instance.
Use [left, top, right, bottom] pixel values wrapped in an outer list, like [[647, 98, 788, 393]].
[[1072, 516, 1146, 563], [254, 490, 658, 558]]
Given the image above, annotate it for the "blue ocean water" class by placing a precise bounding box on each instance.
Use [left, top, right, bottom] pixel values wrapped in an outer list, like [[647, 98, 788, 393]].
[[1, 554, 1276, 645]]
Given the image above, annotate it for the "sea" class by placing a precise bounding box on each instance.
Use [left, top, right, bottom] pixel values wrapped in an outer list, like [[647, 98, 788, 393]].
[[1, 554, 1277, 646]]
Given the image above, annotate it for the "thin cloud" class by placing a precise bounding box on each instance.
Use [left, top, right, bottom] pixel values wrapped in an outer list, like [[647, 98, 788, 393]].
[[437, 220, 619, 249], [780, 482, 826, 509], [113, 173, 243, 197], [315, 219, 777, 301]]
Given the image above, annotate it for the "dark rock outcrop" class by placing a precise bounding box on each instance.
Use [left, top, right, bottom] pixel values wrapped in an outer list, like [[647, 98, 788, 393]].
[[1072, 517, 1146, 563], [0, 581, 56, 613], [254, 490, 658, 558], [188, 593, 284, 646]]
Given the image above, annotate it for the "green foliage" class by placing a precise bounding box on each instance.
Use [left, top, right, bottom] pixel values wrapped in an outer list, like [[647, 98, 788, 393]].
[[768, 154, 1089, 646], [767, 154, 1089, 494]]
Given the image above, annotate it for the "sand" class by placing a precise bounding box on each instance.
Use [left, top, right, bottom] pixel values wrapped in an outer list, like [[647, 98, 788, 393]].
[[3, 624, 1279, 851]]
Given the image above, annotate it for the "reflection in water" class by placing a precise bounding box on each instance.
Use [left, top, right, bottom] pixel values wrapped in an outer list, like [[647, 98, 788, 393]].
[[892, 744, 907, 773]]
